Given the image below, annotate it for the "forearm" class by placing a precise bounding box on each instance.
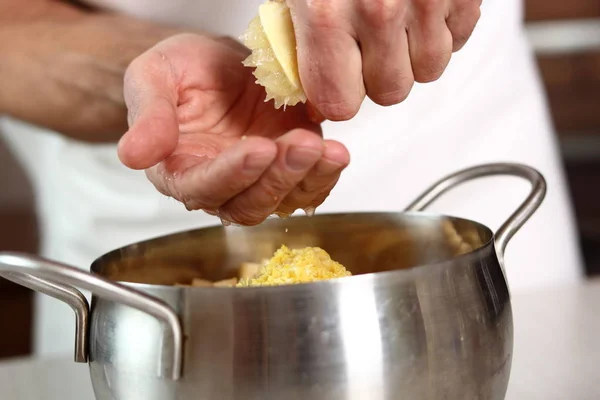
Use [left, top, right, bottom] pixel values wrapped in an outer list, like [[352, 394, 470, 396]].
[[0, 1, 180, 142]]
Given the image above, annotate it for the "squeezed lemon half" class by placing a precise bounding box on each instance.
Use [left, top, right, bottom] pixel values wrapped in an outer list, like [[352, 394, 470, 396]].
[[241, 0, 307, 109]]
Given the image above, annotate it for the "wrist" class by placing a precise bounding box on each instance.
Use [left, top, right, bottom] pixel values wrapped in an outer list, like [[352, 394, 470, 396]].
[[0, 0, 82, 23], [0, 2, 123, 139]]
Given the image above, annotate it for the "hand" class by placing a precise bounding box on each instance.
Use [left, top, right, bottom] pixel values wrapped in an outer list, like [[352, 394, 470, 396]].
[[118, 34, 350, 226], [286, 0, 482, 120]]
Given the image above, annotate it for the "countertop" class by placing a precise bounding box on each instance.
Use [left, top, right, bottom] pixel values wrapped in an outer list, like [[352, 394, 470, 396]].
[[2, 279, 600, 400]]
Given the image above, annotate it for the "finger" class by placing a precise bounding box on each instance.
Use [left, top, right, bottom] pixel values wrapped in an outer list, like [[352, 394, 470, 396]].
[[215, 35, 252, 56], [146, 136, 277, 211], [446, 1, 481, 52], [307, 174, 341, 210], [219, 129, 324, 225], [304, 141, 348, 210], [118, 48, 179, 170], [276, 140, 350, 215], [407, 3, 454, 83], [356, 0, 414, 106], [288, 0, 365, 121], [360, 26, 414, 106]]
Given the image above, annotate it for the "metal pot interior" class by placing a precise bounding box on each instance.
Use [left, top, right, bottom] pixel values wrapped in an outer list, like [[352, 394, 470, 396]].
[[91, 212, 494, 286]]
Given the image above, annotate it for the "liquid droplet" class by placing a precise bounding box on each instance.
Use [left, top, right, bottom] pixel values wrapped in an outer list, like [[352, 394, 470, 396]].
[[274, 211, 291, 219], [303, 207, 316, 217], [219, 216, 232, 227]]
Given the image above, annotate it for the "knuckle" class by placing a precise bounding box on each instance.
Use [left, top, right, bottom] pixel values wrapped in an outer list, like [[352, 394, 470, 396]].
[[451, 0, 470, 9], [220, 173, 296, 226], [413, 50, 451, 83], [179, 193, 206, 212], [453, 0, 481, 12], [448, 3, 481, 50], [276, 200, 299, 216], [305, 0, 337, 29], [278, 189, 311, 211], [317, 99, 361, 121], [123, 60, 138, 87], [185, 198, 214, 212], [124, 49, 173, 108], [129, 47, 176, 86], [183, 200, 201, 212], [125, 50, 159, 82], [414, 66, 444, 83], [309, 179, 338, 208], [276, 178, 329, 214], [310, 191, 332, 208], [452, 9, 481, 51], [124, 51, 146, 76], [173, 184, 206, 211], [123, 62, 143, 106], [149, 166, 180, 199], [203, 208, 219, 216], [298, 179, 319, 193], [359, 0, 402, 26], [370, 91, 408, 107], [173, 186, 221, 213], [180, 190, 227, 213], [414, 0, 445, 15], [369, 79, 414, 106], [148, 178, 171, 198], [262, 172, 294, 195], [473, 5, 482, 21], [222, 205, 266, 226], [452, 33, 469, 52]]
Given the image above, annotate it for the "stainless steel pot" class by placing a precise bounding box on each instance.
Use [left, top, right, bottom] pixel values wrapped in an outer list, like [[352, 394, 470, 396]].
[[0, 163, 546, 400]]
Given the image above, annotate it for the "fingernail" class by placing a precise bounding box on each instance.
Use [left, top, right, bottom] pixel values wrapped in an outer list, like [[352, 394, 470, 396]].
[[244, 152, 272, 172], [286, 146, 321, 171]]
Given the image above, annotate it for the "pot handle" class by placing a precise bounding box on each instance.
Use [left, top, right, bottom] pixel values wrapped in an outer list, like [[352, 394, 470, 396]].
[[0, 272, 89, 363], [0, 252, 183, 380], [404, 163, 546, 255]]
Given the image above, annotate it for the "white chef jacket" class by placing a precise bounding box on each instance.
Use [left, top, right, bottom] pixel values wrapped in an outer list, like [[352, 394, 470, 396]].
[[0, 0, 584, 358]]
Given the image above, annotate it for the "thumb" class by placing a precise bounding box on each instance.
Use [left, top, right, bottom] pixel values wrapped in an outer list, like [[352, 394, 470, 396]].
[[118, 50, 180, 170], [117, 96, 179, 170]]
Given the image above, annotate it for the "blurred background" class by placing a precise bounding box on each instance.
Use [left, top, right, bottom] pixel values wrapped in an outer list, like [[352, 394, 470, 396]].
[[0, 0, 599, 360]]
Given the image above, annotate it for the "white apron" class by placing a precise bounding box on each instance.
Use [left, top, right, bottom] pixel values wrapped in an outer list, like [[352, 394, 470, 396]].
[[0, 0, 583, 358]]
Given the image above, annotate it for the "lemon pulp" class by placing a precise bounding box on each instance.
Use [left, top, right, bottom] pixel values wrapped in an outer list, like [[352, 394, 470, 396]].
[[241, 0, 307, 109]]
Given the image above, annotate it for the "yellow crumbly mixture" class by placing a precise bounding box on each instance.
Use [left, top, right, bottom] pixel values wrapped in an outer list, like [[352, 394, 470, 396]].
[[237, 245, 351, 287]]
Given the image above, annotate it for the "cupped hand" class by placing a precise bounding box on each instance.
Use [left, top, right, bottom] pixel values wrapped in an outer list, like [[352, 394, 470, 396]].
[[287, 0, 482, 119], [118, 34, 350, 226]]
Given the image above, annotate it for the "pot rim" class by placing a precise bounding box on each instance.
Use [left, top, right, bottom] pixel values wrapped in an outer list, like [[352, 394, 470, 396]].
[[94, 210, 497, 293]]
